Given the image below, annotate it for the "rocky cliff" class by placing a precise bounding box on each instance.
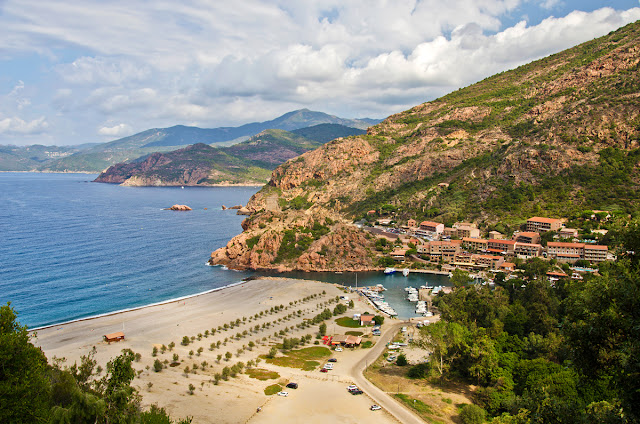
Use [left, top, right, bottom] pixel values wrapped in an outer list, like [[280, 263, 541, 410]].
[[211, 20, 640, 271]]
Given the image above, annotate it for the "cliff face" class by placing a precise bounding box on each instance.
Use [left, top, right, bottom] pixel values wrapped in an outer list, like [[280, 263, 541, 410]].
[[211, 21, 640, 271]]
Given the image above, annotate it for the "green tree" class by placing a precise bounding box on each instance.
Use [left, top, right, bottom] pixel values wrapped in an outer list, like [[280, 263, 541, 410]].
[[0, 302, 50, 423], [153, 359, 163, 373], [373, 315, 384, 326], [319, 322, 327, 336], [414, 321, 466, 378], [451, 269, 473, 288], [459, 404, 486, 424], [396, 353, 408, 366]]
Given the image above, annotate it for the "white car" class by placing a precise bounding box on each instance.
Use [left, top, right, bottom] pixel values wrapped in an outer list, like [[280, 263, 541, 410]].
[[370, 405, 382, 411], [347, 385, 358, 391], [386, 355, 397, 362], [324, 363, 333, 370], [277, 391, 289, 397], [335, 347, 343, 352]]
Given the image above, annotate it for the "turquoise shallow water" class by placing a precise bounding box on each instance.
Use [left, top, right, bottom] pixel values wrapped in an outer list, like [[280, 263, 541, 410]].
[[0, 173, 450, 327]]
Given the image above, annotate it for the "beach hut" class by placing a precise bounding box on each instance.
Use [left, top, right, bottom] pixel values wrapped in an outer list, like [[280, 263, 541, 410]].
[[103, 331, 125, 343]]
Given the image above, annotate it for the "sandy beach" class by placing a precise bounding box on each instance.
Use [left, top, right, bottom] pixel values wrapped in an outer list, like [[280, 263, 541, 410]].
[[34, 277, 407, 423]]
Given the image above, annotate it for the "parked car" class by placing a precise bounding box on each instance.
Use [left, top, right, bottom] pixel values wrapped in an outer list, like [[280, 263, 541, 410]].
[[347, 385, 358, 391], [335, 347, 343, 352], [277, 391, 288, 397], [324, 363, 333, 370], [286, 382, 298, 389], [351, 389, 364, 395], [328, 358, 337, 362], [320, 368, 328, 372], [370, 405, 381, 411], [386, 355, 397, 362]]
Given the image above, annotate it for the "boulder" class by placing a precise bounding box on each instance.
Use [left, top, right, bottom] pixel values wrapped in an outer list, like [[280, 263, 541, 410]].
[[168, 204, 192, 211], [236, 207, 251, 215]]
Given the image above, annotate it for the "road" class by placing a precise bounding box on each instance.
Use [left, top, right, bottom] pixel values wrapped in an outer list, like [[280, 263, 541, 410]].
[[349, 322, 426, 424]]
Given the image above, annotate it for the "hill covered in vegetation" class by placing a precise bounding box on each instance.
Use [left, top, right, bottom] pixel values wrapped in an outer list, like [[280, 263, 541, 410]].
[[94, 128, 341, 185], [210, 20, 640, 272]]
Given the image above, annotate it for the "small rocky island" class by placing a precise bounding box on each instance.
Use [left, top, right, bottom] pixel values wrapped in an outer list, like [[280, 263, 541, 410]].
[[167, 204, 192, 211]]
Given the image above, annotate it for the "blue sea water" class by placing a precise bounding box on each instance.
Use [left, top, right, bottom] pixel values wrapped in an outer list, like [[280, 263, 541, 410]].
[[0, 173, 450, 328], [0, 172, 257, 328]]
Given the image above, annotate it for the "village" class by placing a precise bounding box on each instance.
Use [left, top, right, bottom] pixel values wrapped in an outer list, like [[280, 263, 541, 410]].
[[363, 212, 614, 281]]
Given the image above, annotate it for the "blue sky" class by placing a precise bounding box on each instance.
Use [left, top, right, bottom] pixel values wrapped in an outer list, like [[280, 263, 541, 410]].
[[0, 0, 639, 146]]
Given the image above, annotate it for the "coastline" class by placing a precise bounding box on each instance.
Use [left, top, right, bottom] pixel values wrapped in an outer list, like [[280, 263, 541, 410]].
[[29, 279, 250, 332], [33, 276, 348, 423]]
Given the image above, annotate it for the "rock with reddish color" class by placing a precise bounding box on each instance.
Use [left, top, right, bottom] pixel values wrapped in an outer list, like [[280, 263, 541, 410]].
[[168, 204, 192, 211]]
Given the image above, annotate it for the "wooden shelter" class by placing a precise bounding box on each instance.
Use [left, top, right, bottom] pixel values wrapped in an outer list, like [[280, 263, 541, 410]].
[[103, 331, 125, 343]]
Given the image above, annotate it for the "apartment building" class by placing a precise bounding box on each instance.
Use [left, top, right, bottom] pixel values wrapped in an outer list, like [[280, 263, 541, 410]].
[[526, 217, 562, 233], [414, 220, 445, 237], [514, 242, 543, 258], [487, 239, 516, 255], [462, 237, 488, 251], [514, 232, 541, 244], [547, 242, 608, 263]]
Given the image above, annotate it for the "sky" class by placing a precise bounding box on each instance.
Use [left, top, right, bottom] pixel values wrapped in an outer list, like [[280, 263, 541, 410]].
[[1, 1, 639, 146]]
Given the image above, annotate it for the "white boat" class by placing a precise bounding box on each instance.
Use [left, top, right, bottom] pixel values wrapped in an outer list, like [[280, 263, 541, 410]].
[[384, 268, 396, 274], [403, 268, 410, 277]]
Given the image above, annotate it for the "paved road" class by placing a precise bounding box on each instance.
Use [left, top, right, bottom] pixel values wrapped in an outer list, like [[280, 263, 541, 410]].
[[349, 322, 426, 424]]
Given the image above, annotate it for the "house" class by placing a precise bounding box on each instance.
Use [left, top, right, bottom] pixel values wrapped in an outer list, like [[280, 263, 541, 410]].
[[415, 221, 444, 236], [330, 335, 362, 347], [390, 249, 408, 261], [377, 218, 393, 226], [360, 314, 375, 326], [526, 217, 562, 233], [488, 231, 504, 240], [103, 331, 125, 343], [455, 225, 480, 238], [514, 232, 541, 245], [421, 240, 462, 262], [367, 210, 377, 215], [407, 219, 417, 227], [499, 262, 516, 271], [558, 228, 579, 239]]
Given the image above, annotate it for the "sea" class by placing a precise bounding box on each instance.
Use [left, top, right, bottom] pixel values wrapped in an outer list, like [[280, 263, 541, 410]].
[[0, 172, 449, 329]]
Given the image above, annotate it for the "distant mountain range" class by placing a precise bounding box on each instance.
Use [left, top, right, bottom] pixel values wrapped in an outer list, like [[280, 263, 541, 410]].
[[94, 126, 365, 186], [0, 110, 378, 173]]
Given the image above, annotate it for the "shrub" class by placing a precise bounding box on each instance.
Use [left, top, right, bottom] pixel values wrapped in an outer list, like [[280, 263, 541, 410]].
[[459, 404, 486, 424], [396, 354, 408, 366], [181, 336, 190, 346], [153, 359, 162, 372]]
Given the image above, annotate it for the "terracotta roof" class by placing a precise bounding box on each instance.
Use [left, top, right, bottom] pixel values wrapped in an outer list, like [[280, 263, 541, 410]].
[[528, 216, 561, 224], [500, 262, 515, 268], [548, 242, 585, 248], [515, 242, 542, 248], [488, 239, 516, 245], [584, 245, 608, 250], [487, 248, 504, 253], [547, 271, 569, 277], [463, 237, 487, 243], [517, 232, 539, 237], [419, 221, 443, 227]]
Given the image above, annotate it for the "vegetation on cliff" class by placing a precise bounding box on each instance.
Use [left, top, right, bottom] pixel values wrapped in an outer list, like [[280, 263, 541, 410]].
[[211, 20, 640, 271]]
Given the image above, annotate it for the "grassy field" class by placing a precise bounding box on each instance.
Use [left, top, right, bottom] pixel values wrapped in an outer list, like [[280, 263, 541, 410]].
[[345, 331, 363, 336], [262, 346, 331, 371], [264, 384, 282, 395], [246, 368, 280, 380], [335, 317, 361, 328]]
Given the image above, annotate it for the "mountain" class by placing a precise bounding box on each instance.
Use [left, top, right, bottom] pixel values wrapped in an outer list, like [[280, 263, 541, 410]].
[[210, 20, 640, 272], [27, 110, 378, 173], [291, 124, 366, 143], [94, 129, 328, 186], [0, 144, 93, 171]]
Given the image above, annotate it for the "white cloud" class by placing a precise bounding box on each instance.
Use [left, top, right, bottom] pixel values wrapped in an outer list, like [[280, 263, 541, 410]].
[[97, 123, 132, 137], [0, 1, 639, 144], [0, 116, 48, 134]]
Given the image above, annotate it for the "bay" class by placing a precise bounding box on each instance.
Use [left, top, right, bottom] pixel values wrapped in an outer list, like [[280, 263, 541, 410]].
[[0, 172, 256, 328], [0, 172, 450, 328]]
